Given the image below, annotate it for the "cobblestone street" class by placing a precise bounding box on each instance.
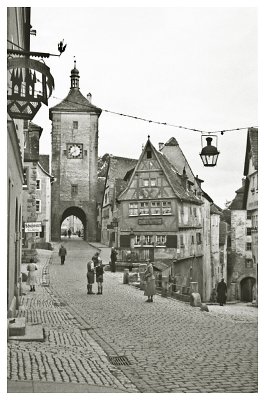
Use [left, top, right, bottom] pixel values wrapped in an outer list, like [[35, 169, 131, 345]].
[[8, 239, 258, 393]]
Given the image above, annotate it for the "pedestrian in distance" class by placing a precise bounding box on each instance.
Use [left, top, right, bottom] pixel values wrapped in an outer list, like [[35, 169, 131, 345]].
[[217, 278, 227, 306], [87, 261, 95, 294], [67, 228, 71, 239], [95, 261, 104, 295], [59, 244, 67, 265], [110, 247, 117, 273], [27, 258, 38, 292], [144, 259, 156, 302]]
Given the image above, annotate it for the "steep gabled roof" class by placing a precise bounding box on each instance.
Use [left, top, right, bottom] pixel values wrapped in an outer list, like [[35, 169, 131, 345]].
[[244, 127, 258, 175], [39, 155, 50, 174], [118, 138, 202, 204], [107, 156, 138, 182], [155, 151, 202, 204], [230, 183, 245, 210], [210, 203, 222, 215], [104, 156, 138, 206], [49, 89, 101, 118]]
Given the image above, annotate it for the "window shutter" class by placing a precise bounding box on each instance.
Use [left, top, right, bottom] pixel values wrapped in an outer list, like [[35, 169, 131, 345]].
[[40, 225, 44, 238], [120, 235, 130, 248], [166, 235, 178, 248]]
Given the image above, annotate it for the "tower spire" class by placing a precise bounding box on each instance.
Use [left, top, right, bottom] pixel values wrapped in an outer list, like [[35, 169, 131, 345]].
[[70, 58, 80, 89]]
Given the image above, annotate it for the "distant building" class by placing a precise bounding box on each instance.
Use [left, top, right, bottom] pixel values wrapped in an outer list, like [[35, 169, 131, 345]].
[[35, 155, 54, 247], [101, 156, 137, 246], [22, 122, 43, 262]]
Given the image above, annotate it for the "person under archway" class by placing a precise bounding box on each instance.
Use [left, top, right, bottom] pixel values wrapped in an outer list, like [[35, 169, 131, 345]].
[[217, 278, 227, 306]]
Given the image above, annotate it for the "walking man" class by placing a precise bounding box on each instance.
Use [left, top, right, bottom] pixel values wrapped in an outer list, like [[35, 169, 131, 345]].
[[217, 278, 227, 306], [59, 244, 67, 265]]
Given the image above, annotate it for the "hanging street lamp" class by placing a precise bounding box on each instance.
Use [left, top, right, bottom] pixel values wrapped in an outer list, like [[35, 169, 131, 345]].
[[200, 135, 220, 167]]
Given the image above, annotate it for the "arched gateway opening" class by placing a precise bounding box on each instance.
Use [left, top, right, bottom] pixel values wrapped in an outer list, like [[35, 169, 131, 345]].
[[61, 207, 87, 241], [240, 277, 256, 302]]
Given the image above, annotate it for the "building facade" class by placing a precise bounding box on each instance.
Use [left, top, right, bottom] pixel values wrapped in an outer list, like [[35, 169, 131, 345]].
[[116, 138, 208, 297], [7, 8, 31, 316], [35, 155, 53, 247], [22, 122, 43, 262], [49, 63, 102, 241], [101, 156, 137, 246]]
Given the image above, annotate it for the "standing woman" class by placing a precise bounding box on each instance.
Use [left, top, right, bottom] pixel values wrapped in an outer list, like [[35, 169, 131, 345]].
[[144, 260, 156, 302], [86, 261, 95, 294], [110, 247, 117, 273], [95, 261, 104, 295], [27, 258, 38, 292]]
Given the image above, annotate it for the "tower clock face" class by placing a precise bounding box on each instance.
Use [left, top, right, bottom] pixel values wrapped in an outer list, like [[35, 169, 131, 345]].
[[67, 143, 83, 159]]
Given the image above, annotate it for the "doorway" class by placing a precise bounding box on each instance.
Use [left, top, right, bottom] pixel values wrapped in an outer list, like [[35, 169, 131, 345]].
[[240, 277, 256, 302]]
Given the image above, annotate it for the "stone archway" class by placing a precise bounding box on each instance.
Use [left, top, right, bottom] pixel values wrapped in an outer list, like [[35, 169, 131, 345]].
[[240, 277, 256, 302], [61, 207, 87, 241]]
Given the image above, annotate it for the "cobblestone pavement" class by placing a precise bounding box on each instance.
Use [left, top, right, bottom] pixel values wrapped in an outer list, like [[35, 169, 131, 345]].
[[8, 239, 258, 393]]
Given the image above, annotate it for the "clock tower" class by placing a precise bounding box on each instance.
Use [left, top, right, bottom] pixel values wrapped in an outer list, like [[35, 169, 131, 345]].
[[49, 62, 102, 241]]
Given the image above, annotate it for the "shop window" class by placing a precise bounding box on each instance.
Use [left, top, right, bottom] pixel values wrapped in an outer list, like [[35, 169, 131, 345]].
[[143, 235, 152, 245], [156, 235, 167, 245]]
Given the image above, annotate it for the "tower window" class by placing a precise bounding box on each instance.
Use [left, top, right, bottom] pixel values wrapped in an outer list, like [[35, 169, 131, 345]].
[[71, 184, 78, 196], [36, 179, 41, 190], [73, 121, 78, 129]]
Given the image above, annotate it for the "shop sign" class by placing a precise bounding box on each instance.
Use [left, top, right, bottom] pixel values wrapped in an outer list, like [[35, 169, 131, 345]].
[[25, 222, 42, 233]]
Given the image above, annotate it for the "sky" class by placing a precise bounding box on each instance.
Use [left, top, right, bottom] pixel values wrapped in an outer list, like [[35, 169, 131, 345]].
[[26, 5, 257, 208]]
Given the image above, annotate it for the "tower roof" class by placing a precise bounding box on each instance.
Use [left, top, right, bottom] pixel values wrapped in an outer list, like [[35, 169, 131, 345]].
[[49, 63, 102, 118]]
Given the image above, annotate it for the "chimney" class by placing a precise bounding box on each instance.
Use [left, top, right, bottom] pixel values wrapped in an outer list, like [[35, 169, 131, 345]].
[[181, 167, 188, 190], [87, 93, 92, 103], [159, 143, 164, 151]]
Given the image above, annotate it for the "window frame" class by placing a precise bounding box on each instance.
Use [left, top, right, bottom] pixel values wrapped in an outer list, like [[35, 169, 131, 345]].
[[36, 179, 41, 190], [36, 199, 41, 213]]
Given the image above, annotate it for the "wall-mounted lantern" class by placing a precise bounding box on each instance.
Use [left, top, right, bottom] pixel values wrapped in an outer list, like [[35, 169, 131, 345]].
[[200, 135, 220, 167], [7, 57, 54, 120]]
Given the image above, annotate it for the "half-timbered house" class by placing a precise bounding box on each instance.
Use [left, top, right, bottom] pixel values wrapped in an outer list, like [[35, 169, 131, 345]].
[[116, 137, 206, 295]]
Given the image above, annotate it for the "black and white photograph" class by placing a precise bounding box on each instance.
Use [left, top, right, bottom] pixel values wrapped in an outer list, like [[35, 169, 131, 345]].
[[4, 0, 261, 396]]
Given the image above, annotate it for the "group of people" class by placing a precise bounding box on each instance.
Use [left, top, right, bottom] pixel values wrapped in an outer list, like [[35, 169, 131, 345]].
[[87, 251, 104, 295]]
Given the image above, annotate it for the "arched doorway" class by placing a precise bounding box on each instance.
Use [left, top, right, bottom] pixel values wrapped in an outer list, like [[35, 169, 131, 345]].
[[61, 207, 87, 240], [240, 277, 256, 302]]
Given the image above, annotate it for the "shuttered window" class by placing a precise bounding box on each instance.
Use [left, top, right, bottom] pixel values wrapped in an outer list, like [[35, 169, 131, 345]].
[[166, 235, 178, 248], [120, 235, 130, 248]]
